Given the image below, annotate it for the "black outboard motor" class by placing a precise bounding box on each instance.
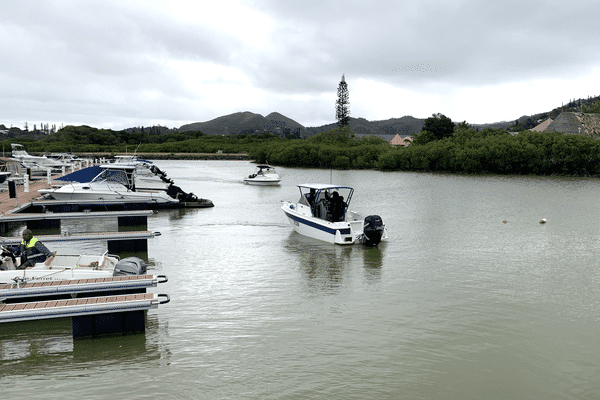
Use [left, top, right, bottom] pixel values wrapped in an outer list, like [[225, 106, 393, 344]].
[[114, 257, 148, 276], [167, 184, 185, 201], [361, 215, 385, 246]]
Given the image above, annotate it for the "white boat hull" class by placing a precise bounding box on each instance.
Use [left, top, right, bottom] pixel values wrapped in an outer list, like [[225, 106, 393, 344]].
[[281, 183, 388, 246], [0, 254, 119, 285], [243, 178, 281, 186], [282, 202, 373, 245], [243, 165, 281, 186], [39, 182, 178, 205]]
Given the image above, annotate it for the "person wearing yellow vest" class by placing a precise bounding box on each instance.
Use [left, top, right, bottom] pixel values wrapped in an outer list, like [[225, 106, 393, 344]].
[[8, 229, 54, 269]]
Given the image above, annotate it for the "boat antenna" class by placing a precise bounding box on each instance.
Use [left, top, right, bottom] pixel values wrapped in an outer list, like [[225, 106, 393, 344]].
[[330, 169, 332, 184], [133, 143, 141, 156]]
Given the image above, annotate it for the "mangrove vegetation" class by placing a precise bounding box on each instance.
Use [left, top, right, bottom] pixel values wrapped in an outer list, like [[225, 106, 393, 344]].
[[3, 116, 600, 177]]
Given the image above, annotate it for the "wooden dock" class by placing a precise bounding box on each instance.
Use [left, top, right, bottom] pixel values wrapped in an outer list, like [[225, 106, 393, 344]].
[[0, 274, 169, 337], [0, 231, 160, 252], [0, 209, 156, 232], [0, 274, 167, 301], [0, 165, 172, 337]]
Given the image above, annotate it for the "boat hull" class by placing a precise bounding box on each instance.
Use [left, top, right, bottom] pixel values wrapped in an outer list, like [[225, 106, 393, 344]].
[[243, 178, 281, 186], [0, 254, 119, 285], [39, 183, 178, 205], [180, 199, 215, 208], [0, 269, 115, 285], [282, 202, 357, 245]]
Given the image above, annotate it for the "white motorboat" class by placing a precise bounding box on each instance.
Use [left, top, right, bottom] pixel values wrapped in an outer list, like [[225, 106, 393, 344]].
[[0, 249, 147, 285], [10, 143, 67, 171], [244, 165, 281, 186], [281, 184, 388, 246], [47, 152, 83, 167], [39, 164, 180, 205], [107, 155, 174, 191], [55, 156, 174, 192]]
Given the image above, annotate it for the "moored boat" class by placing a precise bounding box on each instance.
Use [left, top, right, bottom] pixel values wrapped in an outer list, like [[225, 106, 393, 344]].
[[10, 143, 67, 171], [281, 184, 387, 245], [244, 165, 281, 186], [39, 165, 180, 205], [54, 156, 173, 192], [46, 159, 213, 207], [0, 248, 147, 285]]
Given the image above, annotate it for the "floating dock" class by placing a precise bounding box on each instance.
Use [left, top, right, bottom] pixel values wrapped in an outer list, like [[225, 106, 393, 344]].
[[0, 210, 155, 232], [0, 231, 160, 253], [0, 274, 169, 338], [0, 274, 167, 302]]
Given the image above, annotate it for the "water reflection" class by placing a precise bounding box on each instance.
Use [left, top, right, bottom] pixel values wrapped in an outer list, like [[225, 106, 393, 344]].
[[283, 233, 353, 293], [0, 315, 164, 377], [164, 207, 200, 221], [359, 244, 383, 282]]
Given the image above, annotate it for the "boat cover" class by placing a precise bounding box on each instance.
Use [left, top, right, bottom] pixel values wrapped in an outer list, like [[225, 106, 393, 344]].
[[55, 165, 103, 182]]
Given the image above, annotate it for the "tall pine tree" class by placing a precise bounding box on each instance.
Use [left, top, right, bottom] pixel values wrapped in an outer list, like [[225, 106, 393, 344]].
[[335, 74, 350, 128]]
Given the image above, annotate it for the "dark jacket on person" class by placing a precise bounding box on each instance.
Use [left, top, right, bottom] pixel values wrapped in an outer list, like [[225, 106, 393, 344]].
[[9, 237, 53, 267], [325, 191, 346, 222]]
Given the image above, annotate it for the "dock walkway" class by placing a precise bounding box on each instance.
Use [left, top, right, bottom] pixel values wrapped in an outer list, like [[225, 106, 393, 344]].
[[0, 274, 169, 337], [0, 177, 54, 215]]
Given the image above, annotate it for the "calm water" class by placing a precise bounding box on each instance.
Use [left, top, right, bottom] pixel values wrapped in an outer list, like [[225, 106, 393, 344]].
[[1, 160, 600, 399]]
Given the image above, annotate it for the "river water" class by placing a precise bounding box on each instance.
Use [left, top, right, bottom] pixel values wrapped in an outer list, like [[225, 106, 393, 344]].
[[1, 160, 600, 399]]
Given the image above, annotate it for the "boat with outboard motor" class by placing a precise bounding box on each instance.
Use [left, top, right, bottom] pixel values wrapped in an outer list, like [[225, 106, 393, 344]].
[[46, 157, 213, 207], [281, 184, 387, 245], [39, 164, 180, 205], [54, 155, 173, 192], [0, 247, 148, 285], [106, 155, 174, 191], [244, 165, 281, 186], [40, 163, 213, 208]]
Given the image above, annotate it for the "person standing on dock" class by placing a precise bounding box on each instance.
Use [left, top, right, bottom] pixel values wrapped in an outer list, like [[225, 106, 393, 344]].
[[8, 229, 54, 269]]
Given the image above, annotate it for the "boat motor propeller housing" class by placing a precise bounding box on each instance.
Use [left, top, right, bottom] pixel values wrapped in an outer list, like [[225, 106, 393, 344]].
[[114, 257, 148, 276], [361, 215, 385, 246]]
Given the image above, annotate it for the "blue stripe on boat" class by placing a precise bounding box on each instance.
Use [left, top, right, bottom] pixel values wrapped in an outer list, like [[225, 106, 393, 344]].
[[284, 210, 351, 235]]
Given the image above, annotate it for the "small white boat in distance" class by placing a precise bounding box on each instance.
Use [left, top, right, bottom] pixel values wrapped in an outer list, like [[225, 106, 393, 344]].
[[281, 184, 388, 246], [244, 165, 281, 186]]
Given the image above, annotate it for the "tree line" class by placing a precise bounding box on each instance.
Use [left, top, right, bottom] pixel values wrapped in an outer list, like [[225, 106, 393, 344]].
[[3, 118, 600, 177]]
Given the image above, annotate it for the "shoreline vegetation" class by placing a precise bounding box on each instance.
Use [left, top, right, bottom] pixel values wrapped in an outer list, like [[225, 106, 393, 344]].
[[80, 152, 250, 161], [3, 118, 600, 177]]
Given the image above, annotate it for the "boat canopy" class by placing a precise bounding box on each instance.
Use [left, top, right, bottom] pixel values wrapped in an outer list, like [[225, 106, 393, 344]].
[[55, 165, 102, 182], [297, 183, 353, 191], [297, 184, 354, 208]]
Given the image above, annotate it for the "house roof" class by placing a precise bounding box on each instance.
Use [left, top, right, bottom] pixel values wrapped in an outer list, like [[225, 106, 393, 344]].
[[542, 112, 600, 136], [545, 112, 584, 135], [390, 134, 412, 147], [530, 118, 553, 132]]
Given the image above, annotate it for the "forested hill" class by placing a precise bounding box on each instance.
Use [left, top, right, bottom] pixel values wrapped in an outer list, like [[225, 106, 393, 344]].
[[176, 95, 600, 137], [179, 111, 304, 136], [178, 112, 428, 137]]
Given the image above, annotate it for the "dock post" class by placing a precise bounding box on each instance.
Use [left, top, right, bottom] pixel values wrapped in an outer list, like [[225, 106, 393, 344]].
[[72, 310, 146, 338], [108, 238, 148, 253], [118, 215, 148, 231]]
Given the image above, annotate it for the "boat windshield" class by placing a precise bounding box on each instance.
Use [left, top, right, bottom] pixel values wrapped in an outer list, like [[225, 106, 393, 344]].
[[91, 169, 132, 188], [297, 185, 354, 222]]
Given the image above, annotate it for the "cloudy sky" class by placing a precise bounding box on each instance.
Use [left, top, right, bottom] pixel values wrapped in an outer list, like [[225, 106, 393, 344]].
[[2, 0, 600, 130]]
